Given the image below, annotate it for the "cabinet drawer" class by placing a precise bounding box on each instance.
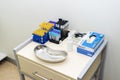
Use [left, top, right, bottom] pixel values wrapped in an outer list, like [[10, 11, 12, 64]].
[[18, 56, 70, 80]]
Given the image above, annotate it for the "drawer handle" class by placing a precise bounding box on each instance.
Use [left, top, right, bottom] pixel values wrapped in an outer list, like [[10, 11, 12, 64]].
[[32, 72, 48, 80]]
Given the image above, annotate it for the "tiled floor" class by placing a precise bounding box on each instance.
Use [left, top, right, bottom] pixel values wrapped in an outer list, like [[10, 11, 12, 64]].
[[0, 60, 31, 80]]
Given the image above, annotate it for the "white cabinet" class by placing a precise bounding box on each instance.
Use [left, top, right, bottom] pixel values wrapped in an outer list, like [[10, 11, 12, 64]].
[[14, 37, 107, 80]]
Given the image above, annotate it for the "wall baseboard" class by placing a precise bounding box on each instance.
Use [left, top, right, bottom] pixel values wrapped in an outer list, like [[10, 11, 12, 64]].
[[0, 52, 7, 61], [5, 57, 16, 65]]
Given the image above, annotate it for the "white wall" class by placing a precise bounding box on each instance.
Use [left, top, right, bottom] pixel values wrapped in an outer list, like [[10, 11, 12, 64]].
[[0, 0, 120, 80]]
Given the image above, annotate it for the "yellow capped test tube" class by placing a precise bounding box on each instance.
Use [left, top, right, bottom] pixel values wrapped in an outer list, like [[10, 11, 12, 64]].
[[40, 22, 54, 31], [33, 29, 46, 36]]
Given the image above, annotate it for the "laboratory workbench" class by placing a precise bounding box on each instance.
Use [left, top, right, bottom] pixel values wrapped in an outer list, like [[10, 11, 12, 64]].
[[14, 37, 107, 80]]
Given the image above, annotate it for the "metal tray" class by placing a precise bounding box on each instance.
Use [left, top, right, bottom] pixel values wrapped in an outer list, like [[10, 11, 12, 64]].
[[34, 45, 67, 63]]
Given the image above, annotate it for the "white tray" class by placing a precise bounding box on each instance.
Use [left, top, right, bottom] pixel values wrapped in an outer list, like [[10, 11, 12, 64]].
[[34, 45, 67, 63]]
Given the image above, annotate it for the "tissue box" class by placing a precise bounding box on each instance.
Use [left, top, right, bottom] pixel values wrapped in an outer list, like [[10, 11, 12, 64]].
[[77, 32, 104, 57]]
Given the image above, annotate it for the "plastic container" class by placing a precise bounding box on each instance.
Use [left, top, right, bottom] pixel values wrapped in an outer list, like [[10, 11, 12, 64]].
[[67, 37, 73, 52]]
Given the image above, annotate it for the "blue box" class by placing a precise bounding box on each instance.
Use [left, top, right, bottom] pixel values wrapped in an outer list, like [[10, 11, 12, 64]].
[[77, 32, 104, 57], [33, 33, 49, 44], [77, 47, 94, 57]]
